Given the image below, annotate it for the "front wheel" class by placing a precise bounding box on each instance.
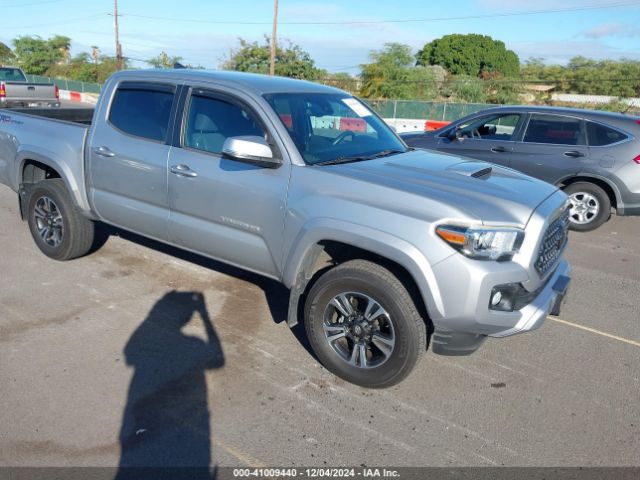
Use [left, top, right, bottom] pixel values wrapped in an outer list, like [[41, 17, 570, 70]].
[[27, 179, 95, 260], [304, 260, 426, 388], [564, 182, 611, 232]]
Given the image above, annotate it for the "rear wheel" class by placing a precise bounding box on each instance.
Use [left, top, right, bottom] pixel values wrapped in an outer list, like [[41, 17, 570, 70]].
[[564, 182, 611, 232], [27, 179, 95, 260], [304, 260, 426, 388]]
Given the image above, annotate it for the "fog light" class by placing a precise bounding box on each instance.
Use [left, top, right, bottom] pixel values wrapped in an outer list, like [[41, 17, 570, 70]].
[[491, 291, 502, 306], [489, 284, 519, 312]]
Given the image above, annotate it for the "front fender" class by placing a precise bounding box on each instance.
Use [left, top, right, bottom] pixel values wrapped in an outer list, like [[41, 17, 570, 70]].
[[282, 217, 445, 321]]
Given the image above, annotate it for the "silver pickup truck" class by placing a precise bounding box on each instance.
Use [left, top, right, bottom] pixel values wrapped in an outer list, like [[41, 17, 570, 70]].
[[0, 66, 60, 108], [0, 70, 571, 387]]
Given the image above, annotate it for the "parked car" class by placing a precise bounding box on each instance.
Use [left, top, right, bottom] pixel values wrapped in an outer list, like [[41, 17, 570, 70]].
[[0, 70, 571, 387], [0, 66, 60, 108], [401, 106, 640, 231]]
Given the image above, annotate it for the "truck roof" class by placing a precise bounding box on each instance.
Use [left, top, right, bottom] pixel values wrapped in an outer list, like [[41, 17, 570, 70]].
[[111, 69, 344, 96]]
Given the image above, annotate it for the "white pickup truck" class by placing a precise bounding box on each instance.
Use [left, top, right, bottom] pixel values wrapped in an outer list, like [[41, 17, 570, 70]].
[[0, 66, 60, 108]]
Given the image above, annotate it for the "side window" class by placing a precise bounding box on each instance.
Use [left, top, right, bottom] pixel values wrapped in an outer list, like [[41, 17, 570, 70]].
[[523, 115, 585, 146], [109, 85, 174, 142], [456, 114, 521, 140], [184, 94, 265, 155], [586, 121, 628, 146]]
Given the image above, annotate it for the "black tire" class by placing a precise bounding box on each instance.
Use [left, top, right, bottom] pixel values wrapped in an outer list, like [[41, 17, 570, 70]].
[[27, 179, 95, 260], [304, 259, 426, 388], [564, 182, 611, 232]]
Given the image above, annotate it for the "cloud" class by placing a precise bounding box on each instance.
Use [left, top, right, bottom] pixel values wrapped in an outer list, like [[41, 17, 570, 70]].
[[477, 0, 634, 9], [510, 39, 640, 64], [581, 22, 640, 39]]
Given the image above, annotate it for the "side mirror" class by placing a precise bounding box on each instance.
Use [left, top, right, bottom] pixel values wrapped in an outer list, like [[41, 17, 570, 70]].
[[222, 136, 281, 168], [447, 127, 464, 142]]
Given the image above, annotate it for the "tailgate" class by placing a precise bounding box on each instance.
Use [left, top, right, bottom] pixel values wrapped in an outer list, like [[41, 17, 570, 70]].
[[5, 82, 57, 102]]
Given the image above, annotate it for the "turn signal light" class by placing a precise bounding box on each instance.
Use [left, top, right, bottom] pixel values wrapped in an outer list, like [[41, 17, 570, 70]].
[[435, 226, 466, 245], [0, 82, 5, 100]]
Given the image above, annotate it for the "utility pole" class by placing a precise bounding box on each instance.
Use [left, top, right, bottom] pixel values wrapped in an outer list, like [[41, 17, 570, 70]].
[[114, 0, 123, 70], [269, 0, 278, 76]]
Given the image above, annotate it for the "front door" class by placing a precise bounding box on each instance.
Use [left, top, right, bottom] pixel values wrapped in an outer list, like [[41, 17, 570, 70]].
[[437, 113, 524, 167], [167, 88, 290, 278]]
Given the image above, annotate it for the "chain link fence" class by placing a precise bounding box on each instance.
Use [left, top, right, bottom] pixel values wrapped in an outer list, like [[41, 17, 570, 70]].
[[363, 99, 491, 121], [24, 74, 102, 94]]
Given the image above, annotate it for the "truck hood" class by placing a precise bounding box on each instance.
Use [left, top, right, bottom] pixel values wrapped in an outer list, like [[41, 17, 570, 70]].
[[327, 149, 559, 226]]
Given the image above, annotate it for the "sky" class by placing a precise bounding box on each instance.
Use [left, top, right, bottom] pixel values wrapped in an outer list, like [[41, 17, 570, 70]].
[[2, 0, 640, 74]]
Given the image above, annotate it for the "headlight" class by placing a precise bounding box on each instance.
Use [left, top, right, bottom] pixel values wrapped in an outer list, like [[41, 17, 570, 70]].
[[435, 225, 524, 261]]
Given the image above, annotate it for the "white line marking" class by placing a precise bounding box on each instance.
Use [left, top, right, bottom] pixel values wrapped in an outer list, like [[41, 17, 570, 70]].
[[547, 316, 640, 348]]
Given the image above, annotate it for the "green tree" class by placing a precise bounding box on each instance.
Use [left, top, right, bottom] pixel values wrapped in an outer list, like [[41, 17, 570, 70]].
[[520, 57, 640, 97], [46, 52, 123, 84], [447, 76, 487, 103], [359, 43, 438, 99], [417, 34, 520, 77], [0, 42, 15, 64], [221, 37, 320, 80], [148, 51, 184, 69], [12, 35, 67, 75], [319, 71, 359, 94], [49, 35, 71, 63]]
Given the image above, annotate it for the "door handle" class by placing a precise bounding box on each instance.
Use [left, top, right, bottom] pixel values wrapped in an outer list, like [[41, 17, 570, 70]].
[[170, 164, 198, 178], [491, 145, 512, 153], [93, 146, 116, 157], [564, 151, 585, 158]]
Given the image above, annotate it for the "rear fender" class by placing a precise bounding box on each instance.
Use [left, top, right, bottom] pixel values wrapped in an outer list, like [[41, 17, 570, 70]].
[[16, 148, 91, 214]]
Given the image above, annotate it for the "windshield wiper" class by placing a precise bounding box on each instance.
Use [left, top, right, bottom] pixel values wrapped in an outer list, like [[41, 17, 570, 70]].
[[314, 149, 405, 166]]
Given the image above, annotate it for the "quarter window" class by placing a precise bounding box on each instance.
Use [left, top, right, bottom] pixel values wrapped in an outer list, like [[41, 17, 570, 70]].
[[184, 94, 266, 155], [523, 115, 585, 146], [109, 85, 174, 142], [586, 121, 627, 146]]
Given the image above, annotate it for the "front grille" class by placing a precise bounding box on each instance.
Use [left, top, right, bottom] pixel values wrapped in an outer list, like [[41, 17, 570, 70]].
[[535, 207, 570, 276]]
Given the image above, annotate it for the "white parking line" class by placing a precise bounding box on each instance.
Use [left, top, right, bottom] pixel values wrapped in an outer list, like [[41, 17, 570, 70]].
[[547, 316, 640, 348]]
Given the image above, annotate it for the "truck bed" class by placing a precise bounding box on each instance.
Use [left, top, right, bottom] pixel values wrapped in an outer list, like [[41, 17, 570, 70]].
[[0, 108, 93, 213], [7, 107, 94, 125]]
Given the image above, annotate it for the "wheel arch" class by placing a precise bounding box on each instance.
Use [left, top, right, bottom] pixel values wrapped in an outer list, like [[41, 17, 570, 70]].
[[283, 220, 443, 336], [16, 150, 92, 217], [558, 174, 619, 212]]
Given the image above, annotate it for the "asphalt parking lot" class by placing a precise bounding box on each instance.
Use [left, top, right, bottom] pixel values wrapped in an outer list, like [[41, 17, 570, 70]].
[[0, 184, 638, 469]]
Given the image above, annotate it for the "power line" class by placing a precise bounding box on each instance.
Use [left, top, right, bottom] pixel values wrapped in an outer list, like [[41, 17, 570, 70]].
[[120, 1, 640, 26]]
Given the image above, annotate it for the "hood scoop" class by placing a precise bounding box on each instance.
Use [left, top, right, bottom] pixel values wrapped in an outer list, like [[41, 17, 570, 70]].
[[447, 162, 493, 179]]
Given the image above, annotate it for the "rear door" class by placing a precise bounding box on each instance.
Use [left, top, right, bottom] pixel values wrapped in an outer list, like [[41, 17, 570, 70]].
[[88, 81, 177, 240], [509, 113, 588, 184], [166, 86, 291, 278], [436, 112, 524, 166]]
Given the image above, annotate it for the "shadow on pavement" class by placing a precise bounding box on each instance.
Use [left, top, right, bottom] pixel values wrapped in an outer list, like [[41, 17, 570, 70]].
[[115, 291, 223, 479], [93, 223, 316, 359]]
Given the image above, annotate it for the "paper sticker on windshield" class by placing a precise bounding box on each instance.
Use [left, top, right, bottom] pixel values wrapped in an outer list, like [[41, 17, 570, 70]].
[[342, 98, 372, 117]]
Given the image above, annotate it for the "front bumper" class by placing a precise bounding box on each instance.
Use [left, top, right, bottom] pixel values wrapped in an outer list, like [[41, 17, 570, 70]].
[[429, 256, 571, 356]]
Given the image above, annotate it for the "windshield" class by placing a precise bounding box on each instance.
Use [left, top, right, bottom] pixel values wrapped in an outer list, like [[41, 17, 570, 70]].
[[264, 92, 407, 165], [0, 68, 27, 82]]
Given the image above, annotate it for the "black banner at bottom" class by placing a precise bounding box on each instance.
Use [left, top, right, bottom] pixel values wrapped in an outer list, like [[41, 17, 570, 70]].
[[0, 467, 639, 480]]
